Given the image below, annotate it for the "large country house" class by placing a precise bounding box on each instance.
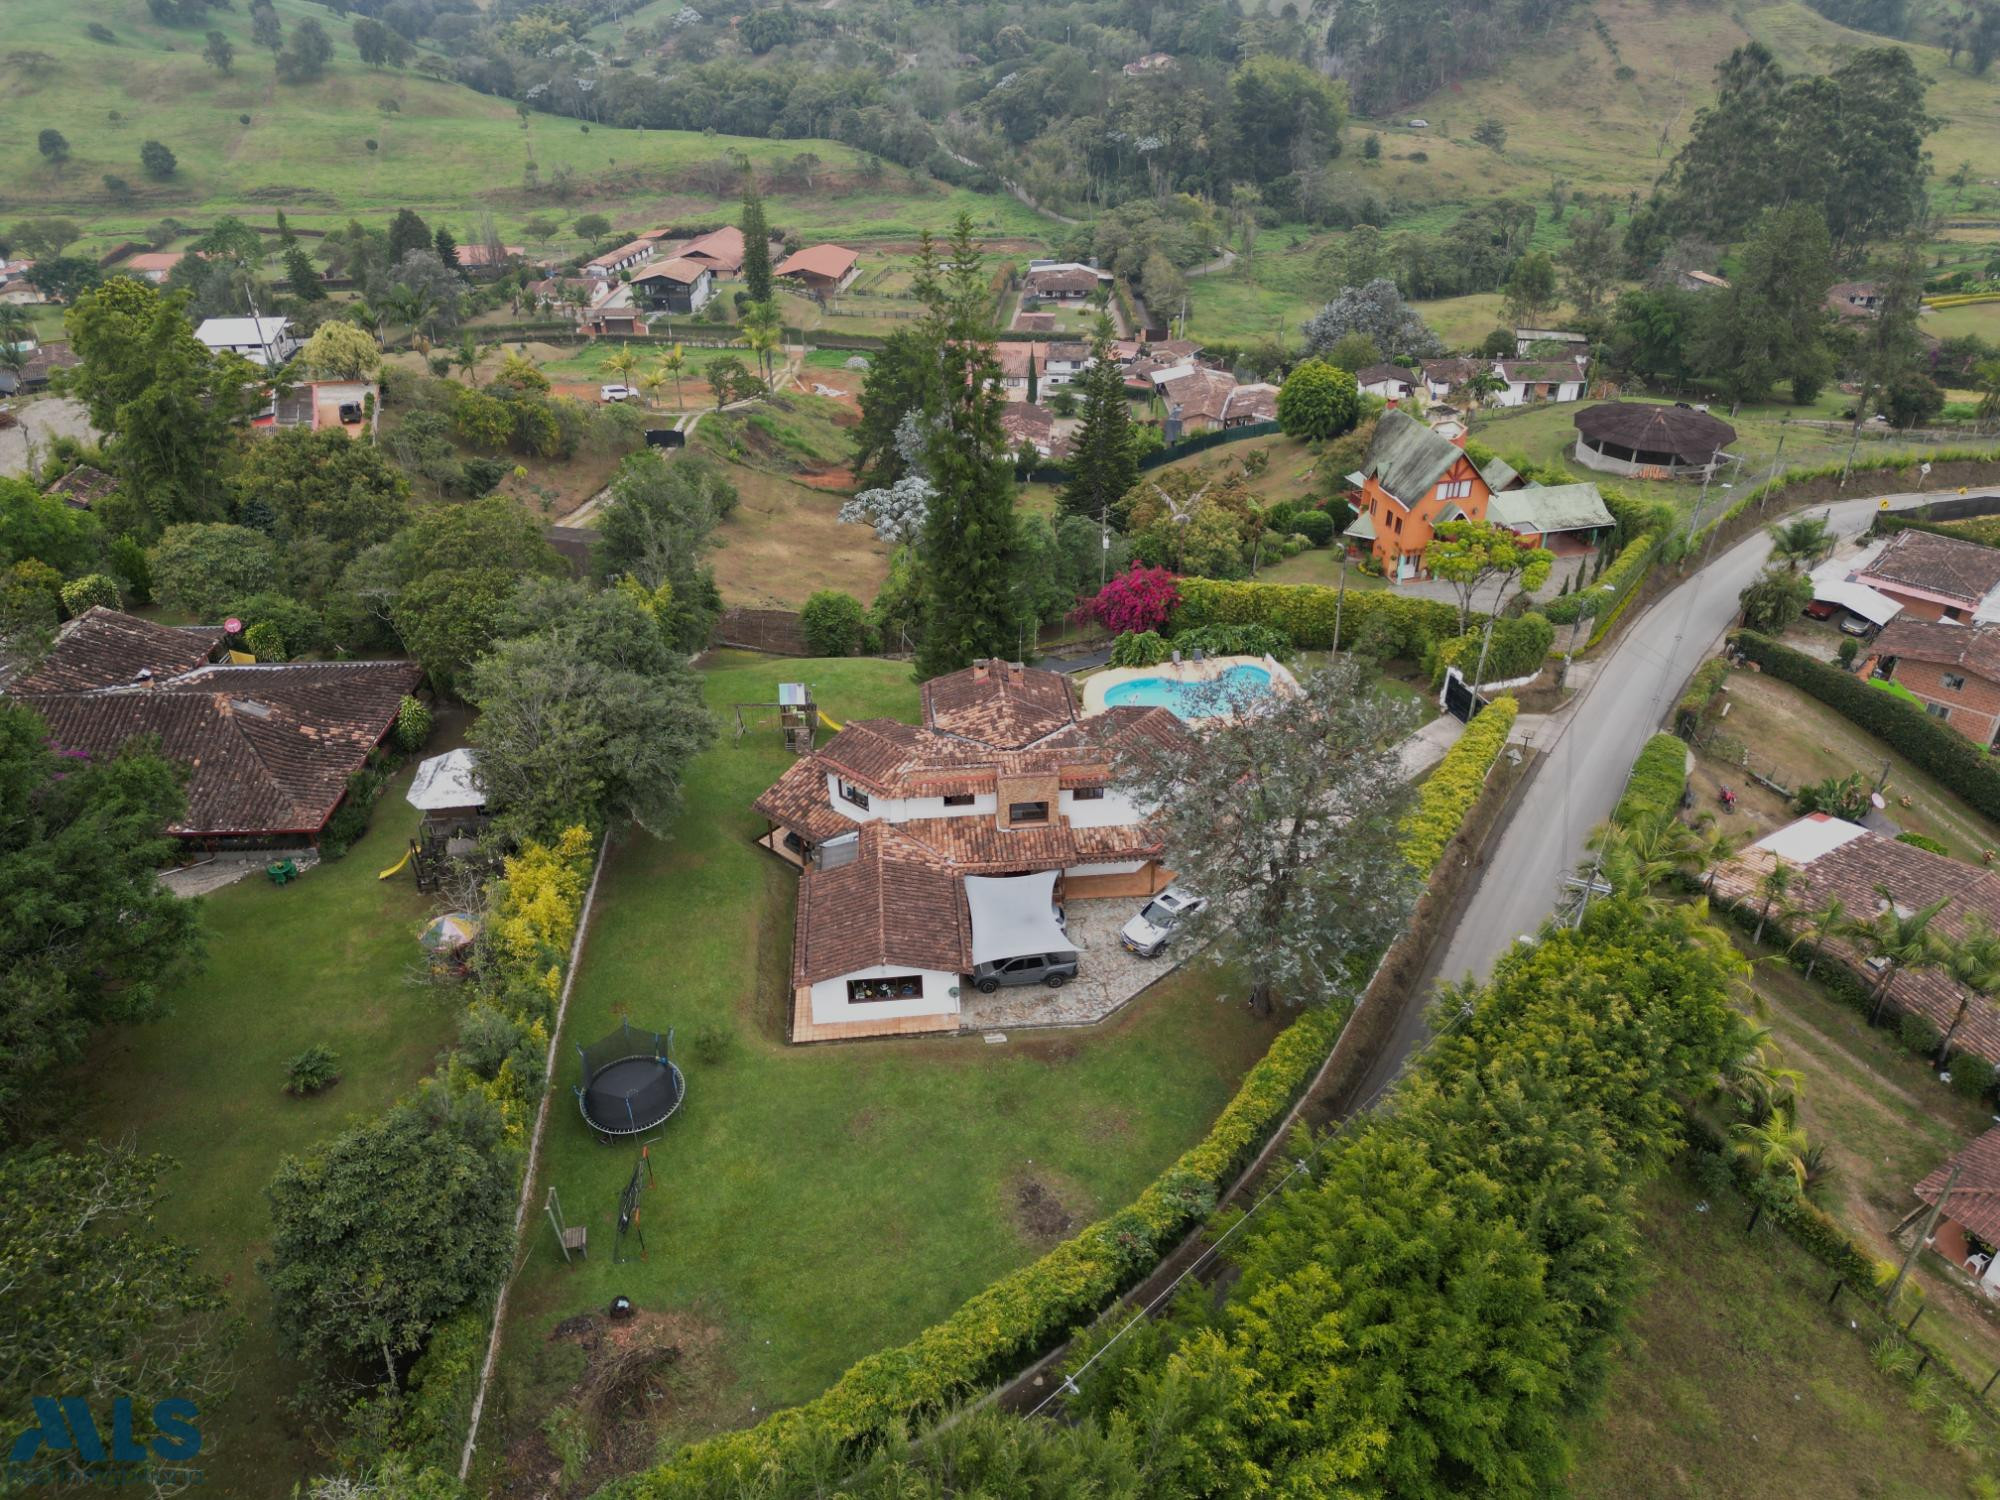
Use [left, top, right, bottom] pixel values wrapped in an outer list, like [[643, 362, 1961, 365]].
[[753, 660, 1191, 1041]]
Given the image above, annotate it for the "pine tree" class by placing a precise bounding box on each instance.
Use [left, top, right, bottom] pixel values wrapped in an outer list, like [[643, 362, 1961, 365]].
[[387, 208, 431, 264], [1026, 349, 1038, 406], [915, 216, 1023, 678], [1058, 320, 1138, 525], [284, 245, 325, 302], [741, 183, 772, 305], [433, 226, 460, 270]]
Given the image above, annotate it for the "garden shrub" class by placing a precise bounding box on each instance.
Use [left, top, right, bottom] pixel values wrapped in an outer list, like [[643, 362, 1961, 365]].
[[285, 1044, 341, 1096], [1291, 508, 1334, 546], [393, 695, 433, 753], [1896, 831, 1950, 856], [1898, 1011, 1941, 1057], [800, 591, 868, 657], [1673, 657, 1729, 739], [1732, 631, 2000, 823], [1614, 733, 1688, 827], [1108, 630, 1170, 668], [1168, 622, 1293, 660], [1398, 696, 1517, 873], [242, 621, 287, 661], [59, 573, 122, 615], [1949, 1054, 1996, 1101], [220, 591, 327, 657], [1543, 530, 1660, 626], [1428, 612, 1553, 687], [1172, 576, 1458, 654]]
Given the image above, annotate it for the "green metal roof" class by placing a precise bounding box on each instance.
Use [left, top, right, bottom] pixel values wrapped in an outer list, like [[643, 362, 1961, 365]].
[[1364, 408, 1463, 505], [1478, 454, 1521, 492], [1487, 482, 1614, 536], [1344, 510, 1377, 540]]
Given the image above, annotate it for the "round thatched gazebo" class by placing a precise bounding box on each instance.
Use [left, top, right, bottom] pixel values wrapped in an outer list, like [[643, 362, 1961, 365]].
[[1573, 402, 1738, 481]]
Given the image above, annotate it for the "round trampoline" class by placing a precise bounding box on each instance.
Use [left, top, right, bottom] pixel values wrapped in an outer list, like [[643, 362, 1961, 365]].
[[575, 1021, 686, 1138]]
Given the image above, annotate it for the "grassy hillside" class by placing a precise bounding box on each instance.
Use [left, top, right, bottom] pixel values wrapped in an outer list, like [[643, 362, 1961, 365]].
[[0, 0, 1051, 257]]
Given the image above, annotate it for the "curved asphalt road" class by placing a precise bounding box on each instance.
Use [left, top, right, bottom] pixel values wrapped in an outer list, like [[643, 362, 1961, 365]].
[[1350, 486, 1937, 1104]]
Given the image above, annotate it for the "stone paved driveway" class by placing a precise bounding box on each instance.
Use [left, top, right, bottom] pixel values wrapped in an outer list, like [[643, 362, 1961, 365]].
[[956, 896, 1183, 1032]]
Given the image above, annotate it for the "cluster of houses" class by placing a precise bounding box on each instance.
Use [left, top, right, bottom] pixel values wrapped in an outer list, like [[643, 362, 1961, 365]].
[[529, 225, 864, 334], [752, 658, 1192, 1041]]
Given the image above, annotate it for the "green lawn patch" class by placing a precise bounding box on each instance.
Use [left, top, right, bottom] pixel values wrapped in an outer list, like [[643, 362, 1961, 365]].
[[1567, 1170, 1982, 1499], [484, 653, 1281, 1474], [71, 746, 462, 1495]]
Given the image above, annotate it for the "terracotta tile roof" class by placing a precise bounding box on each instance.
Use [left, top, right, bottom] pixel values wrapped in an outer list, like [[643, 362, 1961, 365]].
[[752, 755, 862, 844], [773, 244, 858, 282], [1713, 823, 2000, 1066], [1875, 620, 2000, 683], [13, 607, 223, 693], [23, 660, 421, 837], [999, 403, 1054, 445], [1222, 383, 1279, 424], [586, 238, 655, 269], [680, 226, 746, 272], [1024, 267, 1101, 296], [993, 342, 1051, 379], [1356, 364, 1417, 387], [791, 824, 971, 984], [1143, 338, 1201, 360], [922, 660, 1075, 748], [888, 815, 1164, 872], [42, 465, 120, 510], [1013, 312, 1057, 332], [633, 256, 711, 285], [1860, 530, 2000, 609], [1159, 369, 1238, 425], [1916, 1128, 2000, 1245]]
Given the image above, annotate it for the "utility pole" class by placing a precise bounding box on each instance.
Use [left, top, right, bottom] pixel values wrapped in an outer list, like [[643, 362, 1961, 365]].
[[1331, 548, 1348, 657], [1758, 425, 1788, 511], [1889, 1161, 1961, 1306]]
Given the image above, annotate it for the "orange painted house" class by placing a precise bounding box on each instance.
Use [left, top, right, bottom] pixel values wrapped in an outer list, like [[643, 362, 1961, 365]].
[[1341, 409, 1497, 582]]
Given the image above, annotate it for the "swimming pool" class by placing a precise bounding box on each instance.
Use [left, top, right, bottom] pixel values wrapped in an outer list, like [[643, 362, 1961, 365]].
[[1101, 663, 1276, 718]]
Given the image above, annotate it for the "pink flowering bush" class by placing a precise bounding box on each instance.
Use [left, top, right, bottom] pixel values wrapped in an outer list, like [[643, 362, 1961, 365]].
[[1076, 563, 1180, 636]]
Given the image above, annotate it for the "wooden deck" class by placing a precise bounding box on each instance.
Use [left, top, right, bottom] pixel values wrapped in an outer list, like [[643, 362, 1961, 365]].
[[789, 986, 960, 1044]]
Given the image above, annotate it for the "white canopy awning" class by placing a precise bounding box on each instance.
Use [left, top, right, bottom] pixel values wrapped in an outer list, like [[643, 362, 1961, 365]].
[[965, 871, 1074, 966], [405, 748, 486, 811], [1810, 578, 1903, 628]]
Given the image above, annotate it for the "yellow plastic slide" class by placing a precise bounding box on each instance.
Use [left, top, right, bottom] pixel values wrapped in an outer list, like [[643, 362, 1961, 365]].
[[378, 847, 414, 880], [818, 709, 844, 732]]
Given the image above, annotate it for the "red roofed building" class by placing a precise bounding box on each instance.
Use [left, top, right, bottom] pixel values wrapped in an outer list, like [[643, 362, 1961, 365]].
[[8, 608, 420, 845], [1913, 1128, 2000, 1291], [773, 243, 860, 295], [677, 225, 747, 275]]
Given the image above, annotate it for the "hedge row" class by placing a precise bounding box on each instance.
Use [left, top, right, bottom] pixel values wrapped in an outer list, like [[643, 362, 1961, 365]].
[[1732, 631, 2000, 822], [1399, 695, 1518, 872], [1429, 613, 1553, 687], [1700, 446, 2000, 540], [615, 706, 1515, 1496], [1673, 657, 1730, 739], [1614, 732, 1689, 827], [1545, 528, 1661, 627], [1682, 1113, 1879, 1287], [1171, 576, 1461, 653]]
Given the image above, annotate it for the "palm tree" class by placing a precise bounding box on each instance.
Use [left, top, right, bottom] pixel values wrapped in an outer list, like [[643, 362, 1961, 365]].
[[658, 343, 687, 410], [0, 340, 27, 385], [1753, 857, 1794, 945], [1732, 1106, 1813, 1191], [1713, 1017, 1804, 1123], [602, 347, 640, 388], [1586, 813, 1700, 905], [744, 300, 783, 388], [1791, 894, 1849, 980], [637, 369, 667, 409], [454, 336, 481, 386], [1937, 914, 2000, 1065], [1842, 886, 1951, 1025], [1768, 515, 1835, 572], [1680, 816, 1741, 897]]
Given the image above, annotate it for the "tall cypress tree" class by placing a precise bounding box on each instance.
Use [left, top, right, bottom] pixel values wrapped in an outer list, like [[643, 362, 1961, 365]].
[[915, 216, 1023, 677], [741, 183, 772, 305], [1058, 320, 1137, 524], [1026, 348, 1038, 405]]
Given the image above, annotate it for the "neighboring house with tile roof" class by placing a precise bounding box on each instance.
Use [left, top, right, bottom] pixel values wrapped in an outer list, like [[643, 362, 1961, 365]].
[[1355, 364, 1417, 401], [753, 659, 1191, 1040], [676, 226, 747, 275], [1485, 482, 1614, 551], [42, 465, 120, 511], [1022, 263, 1110, 301], [7, 607, 419, 843], [583, 238, 656, 279], [1712, 816, 2000, 1070], [1853, 529, 2000, 624], [773, 243, 860, 295], [1864, 619, 2000, 747], [1913, 1127, 2000, 1290], [1221, 382, 1279, 427], [999, 400, 1058, 457], [1158, 368, 1238, 433], [630, 256, 716, 315], [1489, 358, 1587, 407]]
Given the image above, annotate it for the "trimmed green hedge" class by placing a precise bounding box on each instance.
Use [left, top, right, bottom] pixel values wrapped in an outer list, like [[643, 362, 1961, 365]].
[[1545, 530, 1661, 627], [1172, 577, 1460, 653], [1673, 658, 1730, 740], [1400, 696, 1518, 872], [1732, 631, 2000, 822], [1701, 446, 2000, 539], [1429, 614, 1553, 687], [1614, 733, 1688, 827], [614, 694, 1516, 1497]]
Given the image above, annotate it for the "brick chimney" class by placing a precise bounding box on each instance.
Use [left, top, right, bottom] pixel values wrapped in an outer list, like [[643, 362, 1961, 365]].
[[972, 660, 990, 683]]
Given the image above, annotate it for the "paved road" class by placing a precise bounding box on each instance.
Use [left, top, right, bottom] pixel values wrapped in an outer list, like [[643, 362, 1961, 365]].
[[1349, 487, 1937, 1103]]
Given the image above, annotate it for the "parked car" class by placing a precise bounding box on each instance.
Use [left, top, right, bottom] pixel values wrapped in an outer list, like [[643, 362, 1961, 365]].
[[599, 383, 636, 402], [1804, 599, 1838, 621], [1120, 887, 1207, 958], [1839, 613, 1876, 637], [968, 951, 1079, 993]]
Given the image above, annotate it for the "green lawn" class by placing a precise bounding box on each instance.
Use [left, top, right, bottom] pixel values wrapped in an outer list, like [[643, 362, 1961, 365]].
[[1567, 1170, 1985, 1499], [482, 653, 1282, 1481], [71, 746, 461, 1497]]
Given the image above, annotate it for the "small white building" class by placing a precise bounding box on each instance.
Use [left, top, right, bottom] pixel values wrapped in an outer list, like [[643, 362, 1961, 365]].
[[194, 316, 297, 367], [1488, 358, 1586, 408]]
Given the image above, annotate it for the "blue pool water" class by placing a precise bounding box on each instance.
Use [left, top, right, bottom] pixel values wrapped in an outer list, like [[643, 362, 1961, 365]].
[[1102, 663, 1274, 718]]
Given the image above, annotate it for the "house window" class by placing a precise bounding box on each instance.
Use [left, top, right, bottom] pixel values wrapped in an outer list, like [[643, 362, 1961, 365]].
[[1009, 801, 1050, 825], [1437, 479, 1471, 500], [1944, 673, 1968, 692], [837, 778, 871, 810], [848, 974, 923, 1003], [1072, 787, 1106, 801], [942, 793, 975, 807], [1928, 703, 1952, 720]]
